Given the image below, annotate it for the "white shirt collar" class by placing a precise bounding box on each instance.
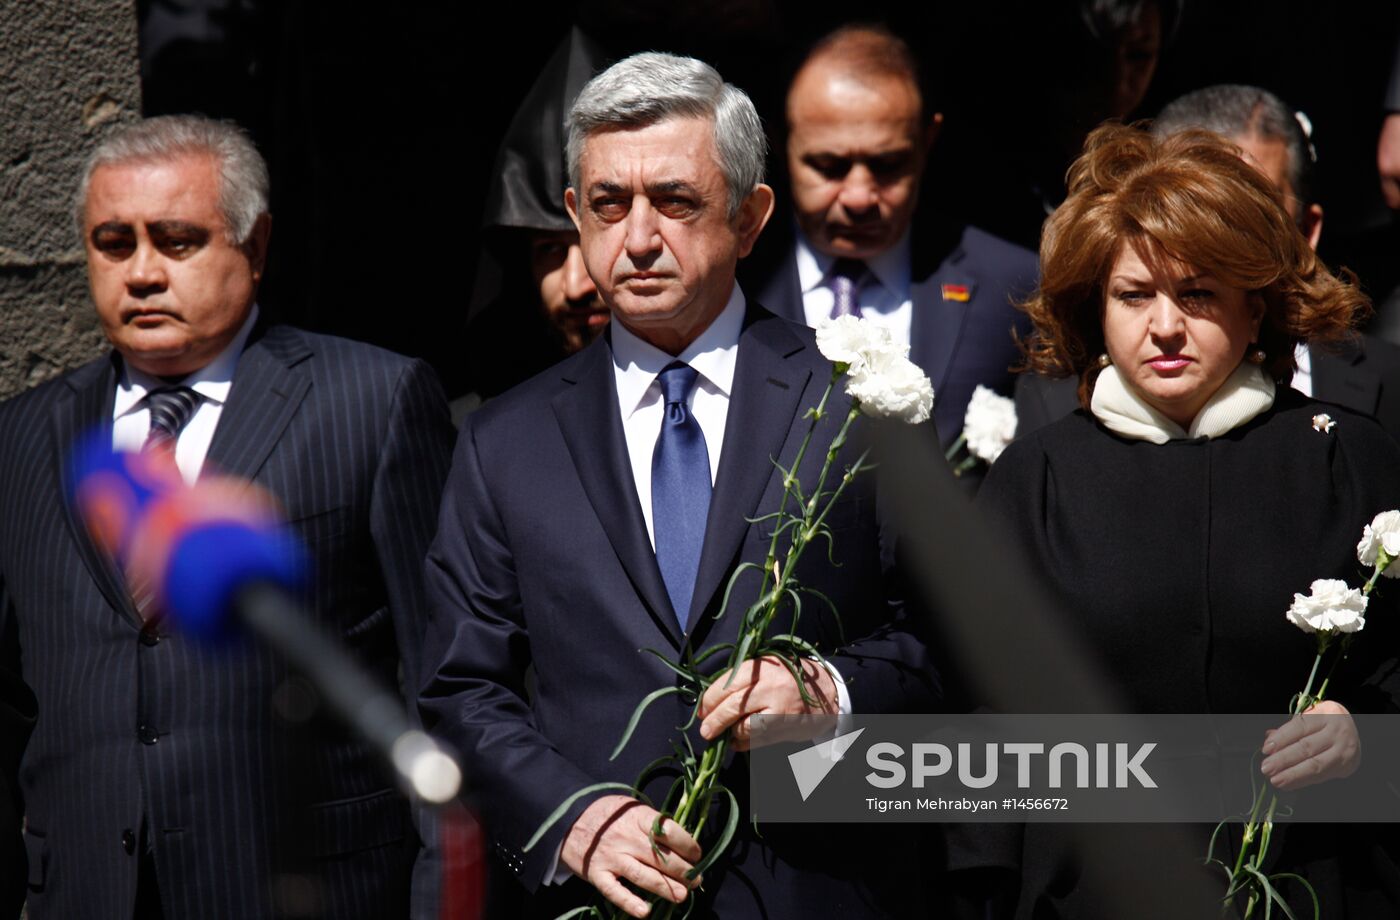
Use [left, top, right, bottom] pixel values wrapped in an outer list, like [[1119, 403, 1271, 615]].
[[114, 304, 260, 418], [794, 225, 912, 300], [610, 286, 744, 419]]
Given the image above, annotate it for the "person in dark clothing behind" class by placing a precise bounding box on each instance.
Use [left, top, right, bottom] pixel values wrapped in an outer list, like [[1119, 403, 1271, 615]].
[[927, 0, 1180, 252], [1017, 84, 1400, 443], [454, 27, 611, 423]]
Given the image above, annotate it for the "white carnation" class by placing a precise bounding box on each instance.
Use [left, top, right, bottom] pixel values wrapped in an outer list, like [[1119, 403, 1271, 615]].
[[1285, 578, 1368, 634], [815, 315, 896, 371], [846, 346, 934, 425], [962, 385, 1018, 463], [1356, 509, 1400, 577]]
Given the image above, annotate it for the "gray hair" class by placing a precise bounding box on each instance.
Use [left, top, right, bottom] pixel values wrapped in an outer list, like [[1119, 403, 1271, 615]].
[[76, 114, 270, 244], [566, 52, 767, 219], [1152, 84, 1316, 210]]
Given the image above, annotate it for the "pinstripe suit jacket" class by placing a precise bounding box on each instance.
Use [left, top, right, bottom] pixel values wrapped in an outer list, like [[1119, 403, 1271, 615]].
[[0, 323, 454, 920]]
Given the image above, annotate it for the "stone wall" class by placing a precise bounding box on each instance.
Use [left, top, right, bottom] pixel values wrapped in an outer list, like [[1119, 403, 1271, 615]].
[[0, 2, 140, 399]]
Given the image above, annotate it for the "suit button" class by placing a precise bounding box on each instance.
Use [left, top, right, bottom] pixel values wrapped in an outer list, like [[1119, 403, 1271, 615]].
[[137, 724, 158, 745], [122, 829, 136, 854], [140, 626, 160, 647]]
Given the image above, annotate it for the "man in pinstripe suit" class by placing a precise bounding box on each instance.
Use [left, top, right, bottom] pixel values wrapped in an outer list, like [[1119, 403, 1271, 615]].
[[0, 116, 455, 919]]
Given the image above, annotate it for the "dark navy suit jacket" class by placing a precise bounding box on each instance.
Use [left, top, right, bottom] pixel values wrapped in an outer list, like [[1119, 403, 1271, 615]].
[[743, 222, 1038, 448], [0, 324, 454, 919], [419, 307, 941, 919]]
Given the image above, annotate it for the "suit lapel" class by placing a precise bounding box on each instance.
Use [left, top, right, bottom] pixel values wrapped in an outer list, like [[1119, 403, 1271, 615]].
[[52, 354, 144, 628], [687, 314, 810, 647], [552, 339, 683, 649], [204, 324, 312, 483], [909, 266, 975, 397]]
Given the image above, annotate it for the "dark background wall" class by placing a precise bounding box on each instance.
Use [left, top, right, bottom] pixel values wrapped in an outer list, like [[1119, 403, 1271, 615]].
[[5, 0, 1399, 400]]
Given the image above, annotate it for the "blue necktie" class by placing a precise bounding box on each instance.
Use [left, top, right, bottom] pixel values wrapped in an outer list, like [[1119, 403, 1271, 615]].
[[651, 362, 711, 630]]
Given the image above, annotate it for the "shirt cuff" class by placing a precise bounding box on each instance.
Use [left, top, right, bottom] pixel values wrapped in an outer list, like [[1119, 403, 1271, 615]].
[[544, 841, 573, 885], [823, 657, 852, 716], [813, 656, 854, 759], [817, 652, 845, 716]]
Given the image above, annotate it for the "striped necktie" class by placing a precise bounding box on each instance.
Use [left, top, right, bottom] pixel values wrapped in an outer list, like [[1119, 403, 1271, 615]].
[[129, 386, 201, 619], [143, 386, 202, 459], [828, 258, 866, 319]]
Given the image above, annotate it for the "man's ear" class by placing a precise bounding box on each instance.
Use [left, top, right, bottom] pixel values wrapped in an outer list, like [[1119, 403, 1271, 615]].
[[243, 213, 272, 282], [565, 187, 582, 231], [734, 183, 776, 260], [1302, 202, 1323, 251]]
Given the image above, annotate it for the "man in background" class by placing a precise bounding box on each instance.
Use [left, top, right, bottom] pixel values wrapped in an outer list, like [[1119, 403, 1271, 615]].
[[744, 23, 1038, 446], [0, 115, 454, 919], [454, 28, 610, 423]]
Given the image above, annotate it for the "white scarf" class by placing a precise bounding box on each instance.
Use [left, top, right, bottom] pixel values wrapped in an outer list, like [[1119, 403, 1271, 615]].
[[1090, 362, 1276, 443]]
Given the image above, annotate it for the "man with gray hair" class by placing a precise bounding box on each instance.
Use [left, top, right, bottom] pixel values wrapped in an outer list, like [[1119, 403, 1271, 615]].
[[0, 114, 454, 918], [1016, 84, 1400, 440], [421, 52, 936, 918]]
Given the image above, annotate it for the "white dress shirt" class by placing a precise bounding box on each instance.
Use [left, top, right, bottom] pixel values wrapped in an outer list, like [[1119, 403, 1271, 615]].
[[795, 228, 913, 348], [1292, 342, 1314, 397], [112, 305, 259, 485], [610, 287, 743, 548]]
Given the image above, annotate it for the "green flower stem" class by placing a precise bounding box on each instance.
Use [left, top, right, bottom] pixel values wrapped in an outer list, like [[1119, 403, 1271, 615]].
[[1296, 651, 1325, 715], [1364, 566, 1386, 595], [1222, 544, 1394, 917], [1364, 552, 1392, 594], [1240, 798, 1279, 920], [648, 377, 866, 920], [759, 406, 863, 639], [1225, 780, 1269, 913], [751, 372, 842, 619], [672, 738, 725, 831], [1227, 647, 1325, 917], [944, 431, 967, 463], [952, 456, 979, 477]]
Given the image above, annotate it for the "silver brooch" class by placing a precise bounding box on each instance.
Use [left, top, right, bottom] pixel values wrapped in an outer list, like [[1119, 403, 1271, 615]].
[[1311, 413, 1336, 434]]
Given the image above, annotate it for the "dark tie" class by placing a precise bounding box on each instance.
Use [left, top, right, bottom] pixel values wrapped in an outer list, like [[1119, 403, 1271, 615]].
[[651, 362, 711, 630], [828, 258, 866, 319], [130, 385, 200, 618], [142, 386, 202, 458]]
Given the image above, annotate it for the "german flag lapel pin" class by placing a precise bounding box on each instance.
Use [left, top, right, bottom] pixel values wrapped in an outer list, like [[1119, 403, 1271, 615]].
[[941, 282, 972, 302]]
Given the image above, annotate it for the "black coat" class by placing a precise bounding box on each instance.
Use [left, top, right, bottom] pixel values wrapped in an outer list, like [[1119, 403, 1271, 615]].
[[1015, 334, 1400, 445], [977, 389, 1400, 919]]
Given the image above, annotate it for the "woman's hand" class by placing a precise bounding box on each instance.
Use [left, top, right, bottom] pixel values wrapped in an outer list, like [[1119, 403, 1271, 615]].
[[1260, 700, 1360, 791]]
